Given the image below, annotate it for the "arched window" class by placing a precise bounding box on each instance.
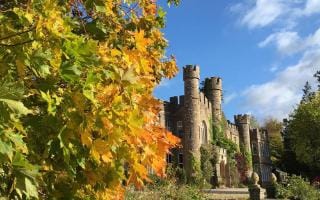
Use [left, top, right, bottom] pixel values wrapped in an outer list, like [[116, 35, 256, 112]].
[[200, 121, 208, 145]]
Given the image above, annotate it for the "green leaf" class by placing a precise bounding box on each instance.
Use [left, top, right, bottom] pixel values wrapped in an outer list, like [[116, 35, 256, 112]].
[[40, 91, 56, 116], [0, 99, 31, 115], [83, 71, 99, 105], [95, 5, 105, 12], [158, 7, 166, 18], [25, 177, 38, 198], [0, 139, 13, 161], [60, 61, 81, 82]]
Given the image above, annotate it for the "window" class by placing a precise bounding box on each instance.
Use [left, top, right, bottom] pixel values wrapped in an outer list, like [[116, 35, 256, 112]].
[[200, 121, 208, 144], [177, 121, 183, 137], [178, 130, 184, 137]]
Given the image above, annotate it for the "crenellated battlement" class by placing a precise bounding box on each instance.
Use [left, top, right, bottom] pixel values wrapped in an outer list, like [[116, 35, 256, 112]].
[[234, 114, 250, 124], [227, 120, 239, 134], [206, 77, 222, 90], [199, 92, 212, 109], [169, 95, 185, 106], [183, 65, 200, 80]]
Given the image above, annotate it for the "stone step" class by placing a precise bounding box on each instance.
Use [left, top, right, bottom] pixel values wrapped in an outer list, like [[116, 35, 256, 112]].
[[203, 188, 267, 200]]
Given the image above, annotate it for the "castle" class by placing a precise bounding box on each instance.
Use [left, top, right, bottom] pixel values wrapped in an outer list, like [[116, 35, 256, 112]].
[[159, 65, 272, 187]]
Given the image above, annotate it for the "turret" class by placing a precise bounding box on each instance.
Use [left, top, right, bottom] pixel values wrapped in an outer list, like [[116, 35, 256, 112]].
[[235, 114, 252, 176], [234, 114, 251, 154], [183, 65, 201, 180], [204, 77, 222, 123]]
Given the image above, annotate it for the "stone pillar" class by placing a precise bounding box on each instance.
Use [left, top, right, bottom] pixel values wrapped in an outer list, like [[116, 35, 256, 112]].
[[183, 65, 201, 180], [249, 172, 266, 200], [205, 77, 222, 123]]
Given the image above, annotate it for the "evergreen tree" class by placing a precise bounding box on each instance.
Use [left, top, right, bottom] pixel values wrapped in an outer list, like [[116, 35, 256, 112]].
[[314, 70, 320, 91], [301, 81, 314, 103]]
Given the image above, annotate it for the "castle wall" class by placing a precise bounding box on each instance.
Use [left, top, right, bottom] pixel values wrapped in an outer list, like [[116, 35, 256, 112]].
[[250, 128, 272, 187], [226, 121, 240, 150], [160, 64, 272, 188], [199, 92, 213, 144]]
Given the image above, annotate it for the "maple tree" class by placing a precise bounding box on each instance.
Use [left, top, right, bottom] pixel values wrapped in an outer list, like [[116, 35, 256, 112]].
[[0, 0, 180, 199]]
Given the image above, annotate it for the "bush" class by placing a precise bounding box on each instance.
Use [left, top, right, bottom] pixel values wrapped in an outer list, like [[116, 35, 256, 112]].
[[276, 175, 320, 200], [125, 182, 207, 200]]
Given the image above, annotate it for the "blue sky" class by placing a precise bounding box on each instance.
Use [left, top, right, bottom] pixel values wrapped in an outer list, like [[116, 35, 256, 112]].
[[154, 0, 320, 123]]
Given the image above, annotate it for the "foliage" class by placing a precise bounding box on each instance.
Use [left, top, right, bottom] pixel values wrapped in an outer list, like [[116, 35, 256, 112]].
[[314, 70, 320, 91], [235, 152, 249, 184], [227, 155, 240, 187], [0, 0, 180, 199], [301, 81, 315, 103], [166, 164, 187, 185], [125, 167, 207, 200], [189, 153, 203, 185], [211, 117, 237, 157], [286, 93, 320, 173], [276, 175, 320, 200], [281, 72, 320, 177], [125, 183, 207, 200], [249, 116, 260, 129], [200, 144, 218, 187], [240, 144, 252, 168], [263, 118, 283, 166]]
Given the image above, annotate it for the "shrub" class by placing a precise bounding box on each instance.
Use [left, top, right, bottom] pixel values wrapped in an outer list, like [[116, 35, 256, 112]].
[[125, 182, 207, 200], [276, 175, 320, 200]]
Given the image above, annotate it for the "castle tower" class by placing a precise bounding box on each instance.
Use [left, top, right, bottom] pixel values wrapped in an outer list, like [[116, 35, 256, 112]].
[[205, 77, 223, 123], [234, 114, 251, 154], [183, 65, 201, 179], [234, 114, 252, 174]]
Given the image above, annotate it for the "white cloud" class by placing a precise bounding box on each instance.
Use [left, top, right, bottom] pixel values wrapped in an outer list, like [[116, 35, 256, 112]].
[[231, 0, 320, 120], [270, 65, 279, 72], [258, 28, 320, 55], [241, 0, 286, 28], [303, 0, 320, 16], [243, 50, 320, 120], [224, 92, 237, 104], [236, 0, 320, 29], [158, 79, 171, 88], [258, 31, 302, 55]]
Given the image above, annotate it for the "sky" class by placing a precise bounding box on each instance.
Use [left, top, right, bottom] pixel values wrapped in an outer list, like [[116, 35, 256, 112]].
[[154, 0, 320, 123]]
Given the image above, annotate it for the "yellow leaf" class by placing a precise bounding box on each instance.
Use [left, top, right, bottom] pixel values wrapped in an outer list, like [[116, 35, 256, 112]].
[[101, 152, 112, 164], [91, 148, 100, 162], [93, 139, 109, 155], [25, 12, 34, 23], [81, 131, 92, 147], [111, 49, 122, 57], [134, 31, 150, 52]]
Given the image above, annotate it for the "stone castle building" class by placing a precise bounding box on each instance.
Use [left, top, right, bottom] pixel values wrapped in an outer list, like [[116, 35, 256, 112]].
[[159, 65, 272, 187]]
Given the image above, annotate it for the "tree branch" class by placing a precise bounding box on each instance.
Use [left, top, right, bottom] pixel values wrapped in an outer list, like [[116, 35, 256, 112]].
[[0, 26, 35, 41], [0, 39, 34, 47]]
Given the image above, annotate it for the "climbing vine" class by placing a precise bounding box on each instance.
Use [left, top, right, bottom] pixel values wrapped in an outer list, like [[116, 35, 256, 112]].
[[210, 117, 237, 157], [200, 144, 218, 187]]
